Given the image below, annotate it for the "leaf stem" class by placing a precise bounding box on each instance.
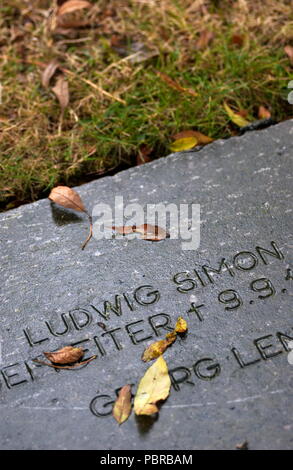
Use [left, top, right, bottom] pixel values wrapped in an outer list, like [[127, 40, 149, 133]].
[[81, 212, 93, 250]]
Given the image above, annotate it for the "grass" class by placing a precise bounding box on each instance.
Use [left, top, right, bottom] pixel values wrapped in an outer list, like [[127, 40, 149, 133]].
[[0, 0, 292, 210]]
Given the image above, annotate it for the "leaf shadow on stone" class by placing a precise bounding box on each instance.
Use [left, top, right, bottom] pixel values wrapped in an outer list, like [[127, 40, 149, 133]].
[[135, 413, 158, 435], [50, 202, 84, 226]]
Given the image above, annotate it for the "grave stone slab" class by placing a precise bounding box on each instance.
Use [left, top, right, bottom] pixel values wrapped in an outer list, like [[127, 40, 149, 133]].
[[0, 120, 292, 450]]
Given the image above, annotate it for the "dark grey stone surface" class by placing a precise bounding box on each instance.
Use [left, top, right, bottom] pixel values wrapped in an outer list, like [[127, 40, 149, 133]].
[[0, 120, 292, 450]]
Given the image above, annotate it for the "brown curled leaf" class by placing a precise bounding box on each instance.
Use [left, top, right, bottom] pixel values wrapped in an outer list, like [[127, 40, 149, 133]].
[[174, 316, 188, 334], [134, 356, 171, 415], [49, 185, 86, 212], [33, 355, 96, 369], [44, 346, 84, 364], [49, 186, 93, 250], [57, 0, 92, 17], [113, 384, 132, 424], [41, 59, 60, 88], [134, 223, 168, 241]]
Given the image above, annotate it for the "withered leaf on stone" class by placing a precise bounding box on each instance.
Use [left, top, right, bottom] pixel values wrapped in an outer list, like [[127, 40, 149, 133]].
[[134, 223, 168, 241], [52, 75, 69, 112], [111, 225, 135, 235], [48, 186, 93, 250], [57, 0, 92, 17], [134, 356, 171, 415], [49, 185, 86, 212], [142, 332, 177, 362], [42, 59, 60, 88], [174, 316, 188, 334], [44, 346, 84, 364], [111, 224, 168, 241], [113, 384, 132, 424]]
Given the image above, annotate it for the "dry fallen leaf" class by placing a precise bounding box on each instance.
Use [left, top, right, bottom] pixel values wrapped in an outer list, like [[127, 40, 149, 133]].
[[175, 316, 188, 334], [134, 356, 171, 415], [284, 45, 293, 65], [156, 71, 197, 97], [49, 186, 93, 250], [111, 225, 135, 235], [142, 333, 177, 362], [111, 224, 168, 241], [134, 223, 168, 241], [42, 59, 60, 88], [230, 34, 244, 47], [224, 102, 250, 127], [44, 346, 84, 364], [170, 136, 198, 152], [49, 185, 86, 212], [258, 105, 271, 119], [137, 144, 152, 165], [196, 30, 214, 50], [173, 130, 213, 145], [57, 0, 92, 17], [52, 75, 69, 112], [113, 385, 132, 424]]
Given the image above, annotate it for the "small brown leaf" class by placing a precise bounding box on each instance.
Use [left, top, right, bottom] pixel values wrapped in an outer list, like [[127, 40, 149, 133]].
[[57, 0, 91, 17], [44, 346, 84, 364], [174, 316, 188, 334], [137, 144, 152, 166], [134, 224, 168, 241], [49, 186, 86, 212], [258, 105, 271, 119], [172, 130, 213, 145], [230, 34, 244, 47], [113, 385, 132, 424], [196, 30, 214, 50], [284, 45, 293, 65], [52, 75, 69, 112], [42, 59, 60, 88]]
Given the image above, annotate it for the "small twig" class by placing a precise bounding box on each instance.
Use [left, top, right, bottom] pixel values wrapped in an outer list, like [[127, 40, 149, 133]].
[[61, 67, 126, 105], [81, 213, 93, 250], [33, 355, 97, 370]]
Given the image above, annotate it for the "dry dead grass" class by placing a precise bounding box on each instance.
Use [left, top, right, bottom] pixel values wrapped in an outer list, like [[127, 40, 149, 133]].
[[0, 0, 292, 209]]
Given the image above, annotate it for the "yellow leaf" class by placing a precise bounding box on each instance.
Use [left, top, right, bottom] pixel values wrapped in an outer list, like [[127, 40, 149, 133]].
[[134, 356, 171, 415], [173, 130, 213, 145], [142, 333, 177, 362], [112, 385, 132, 425], [174, 316, 188, 334], [224, 102, 250, 127], [170, 137, 198, 152]]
